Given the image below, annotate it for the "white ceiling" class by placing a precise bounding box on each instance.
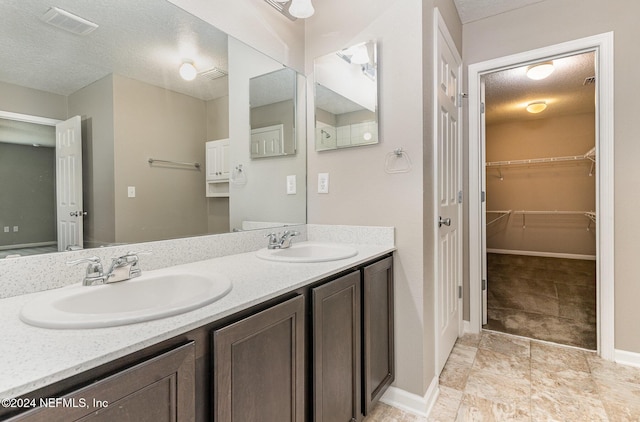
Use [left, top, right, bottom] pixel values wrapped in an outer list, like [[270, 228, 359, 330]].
[[484, 51, 596, 124], [453, 0, 550, 23], [0, 0, 229, 101]]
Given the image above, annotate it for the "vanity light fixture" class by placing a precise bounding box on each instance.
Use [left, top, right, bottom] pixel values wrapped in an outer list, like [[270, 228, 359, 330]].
[[179, 60, 197, 81], [350, 45, 370, 65], [526, 101, 547, 114], [289, 0, 315, 18], [526, 61, 554, 80]]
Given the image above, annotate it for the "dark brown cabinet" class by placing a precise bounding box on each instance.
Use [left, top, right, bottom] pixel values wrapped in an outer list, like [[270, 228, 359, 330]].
[[212, 295, 305, 422], [312, 255, 395, 421], [6, 342, 196, 422], [363, 256, 395, 414], [312, 271, 361, 422]]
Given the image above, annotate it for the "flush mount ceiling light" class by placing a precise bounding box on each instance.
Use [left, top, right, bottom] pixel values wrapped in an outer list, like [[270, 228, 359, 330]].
[[179, 60, 197, 81], [289, 0, 315, 18], [526, 61, 554, 80], [526, 101, 547, 114]]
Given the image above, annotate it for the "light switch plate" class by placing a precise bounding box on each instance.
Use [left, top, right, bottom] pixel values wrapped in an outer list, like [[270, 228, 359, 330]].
[[286, 175, 296, 195], [127, 186, 136, 198], [318, 173, 329, 194]]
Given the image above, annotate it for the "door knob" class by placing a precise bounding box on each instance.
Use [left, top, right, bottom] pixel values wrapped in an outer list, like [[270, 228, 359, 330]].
[[439, 217, 451, 227]]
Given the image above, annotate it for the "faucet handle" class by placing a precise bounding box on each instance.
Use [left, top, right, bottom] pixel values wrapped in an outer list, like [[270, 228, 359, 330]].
[[66, 256, 103, 277]]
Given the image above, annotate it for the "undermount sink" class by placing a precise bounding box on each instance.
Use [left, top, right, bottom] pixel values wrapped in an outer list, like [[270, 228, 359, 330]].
[[256, 241, 358, 263], [20, 269, 232, 329]]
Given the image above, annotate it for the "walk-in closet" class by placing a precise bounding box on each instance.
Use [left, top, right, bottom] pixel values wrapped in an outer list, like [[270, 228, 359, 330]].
[[483, 52, 597, 349]]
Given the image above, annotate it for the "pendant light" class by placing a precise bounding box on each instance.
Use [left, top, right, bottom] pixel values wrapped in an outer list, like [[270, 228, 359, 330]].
[[289, 0, 314, 18]]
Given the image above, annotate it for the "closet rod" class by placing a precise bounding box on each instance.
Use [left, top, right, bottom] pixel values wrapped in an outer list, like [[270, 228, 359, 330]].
[[512, 210, 593, 215], [486, 147, 596, 168], [486, 210, 512, 226]]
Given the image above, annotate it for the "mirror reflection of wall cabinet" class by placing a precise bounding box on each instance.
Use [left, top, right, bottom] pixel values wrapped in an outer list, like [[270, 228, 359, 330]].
[[206, 139, 230, 197], [314, 41, 379, 151]]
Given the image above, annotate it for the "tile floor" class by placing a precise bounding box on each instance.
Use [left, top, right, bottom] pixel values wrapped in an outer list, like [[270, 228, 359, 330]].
[[366, 331, 640, 421], [484, 253, 596, 350]]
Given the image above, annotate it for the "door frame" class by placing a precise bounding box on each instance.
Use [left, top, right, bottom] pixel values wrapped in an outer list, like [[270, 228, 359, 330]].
[[433, 7, 464, 374], [467, 32, 615, 360]]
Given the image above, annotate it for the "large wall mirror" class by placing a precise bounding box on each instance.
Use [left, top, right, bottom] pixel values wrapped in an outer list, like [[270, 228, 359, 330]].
[[314, 41, 378, 151], [0, 0, 306, 258]]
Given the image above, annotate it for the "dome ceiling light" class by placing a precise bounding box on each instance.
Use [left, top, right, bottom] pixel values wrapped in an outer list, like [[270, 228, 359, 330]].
[[179, 60, 197, 81], [526, 61, 554, 80], [526, 101, 547, 114]]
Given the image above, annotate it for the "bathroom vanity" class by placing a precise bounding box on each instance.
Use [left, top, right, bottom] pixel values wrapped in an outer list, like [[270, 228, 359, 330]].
[[0, 235, 394, 422]]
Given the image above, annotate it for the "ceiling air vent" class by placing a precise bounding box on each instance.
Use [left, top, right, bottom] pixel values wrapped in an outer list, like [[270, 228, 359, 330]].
[[199, 67, 228, 81], [583, 76, 596, 86], [41, 7, 98, 36]]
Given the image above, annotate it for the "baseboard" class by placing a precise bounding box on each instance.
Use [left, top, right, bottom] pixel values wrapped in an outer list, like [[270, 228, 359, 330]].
[[487, 248, 596, 261], [379, 377, 439, 417], [615, 349, 640, 368]]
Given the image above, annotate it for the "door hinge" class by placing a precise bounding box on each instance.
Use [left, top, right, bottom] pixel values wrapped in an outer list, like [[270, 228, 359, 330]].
[[480, 102, 485, 113], [458, 190, 463, 204], [458, 285, 462, 299], [482, 279, 486, 291], [481, 191, 486, 203]]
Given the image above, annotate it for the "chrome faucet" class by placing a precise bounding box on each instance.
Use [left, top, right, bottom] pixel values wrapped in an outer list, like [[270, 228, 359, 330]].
[[67, 251, 150, 286], [265, 230, 300, 249]]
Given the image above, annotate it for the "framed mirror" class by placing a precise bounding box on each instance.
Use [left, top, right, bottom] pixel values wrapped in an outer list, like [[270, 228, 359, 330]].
[[250, 68, 297, 158], [314, 41, 378, 151], [0, 0, 306, 258]]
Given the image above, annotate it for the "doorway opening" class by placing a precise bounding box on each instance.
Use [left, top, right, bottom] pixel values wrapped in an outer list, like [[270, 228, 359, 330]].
[[482, 52, 597, 349], [467, 32, 615, 359]]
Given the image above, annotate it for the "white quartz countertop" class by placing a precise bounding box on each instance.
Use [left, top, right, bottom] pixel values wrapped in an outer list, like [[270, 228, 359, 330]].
[[0, 242, 394, 399]]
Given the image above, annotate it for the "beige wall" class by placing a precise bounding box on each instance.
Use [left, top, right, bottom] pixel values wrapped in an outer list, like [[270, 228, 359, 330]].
[[463, 0, 640, 352], [306, 0, 462, 398], [486, 113, 596, 255], [68, 75, 116, 246], [0, 81, 67, 120], [112, 75, 209, 243]]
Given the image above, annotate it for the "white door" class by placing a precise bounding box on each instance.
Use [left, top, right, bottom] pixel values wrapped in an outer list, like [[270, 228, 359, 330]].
[[56, 116, 83, 251], [435, 10, 463, 375]]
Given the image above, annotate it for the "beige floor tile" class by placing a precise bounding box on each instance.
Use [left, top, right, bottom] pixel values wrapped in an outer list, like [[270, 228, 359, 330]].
[[439, 344, 477, 391], [479, 331, 530, 358], [593, 377, 640, 421], [587, 353, 640, 385], [531, 389, 609, 421], [473, 347, 531, 381], [530, 340, 591, 372], [456, 333, 482, 348], [455, 393, 530, 421], [463, 367, 530, 409], [428, 386, 462, 422], [531, 366, 600, 400]]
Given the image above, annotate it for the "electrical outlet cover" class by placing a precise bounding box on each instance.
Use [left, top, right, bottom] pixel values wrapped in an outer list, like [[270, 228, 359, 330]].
[[318, 173, 329, 194]]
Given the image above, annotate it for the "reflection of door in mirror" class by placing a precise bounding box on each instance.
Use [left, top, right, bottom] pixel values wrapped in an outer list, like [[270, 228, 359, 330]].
[[55, 116, 84, 252], [314, 41, 379, 151], [0, 113, 59, 258], [249, 68, 297, 158]]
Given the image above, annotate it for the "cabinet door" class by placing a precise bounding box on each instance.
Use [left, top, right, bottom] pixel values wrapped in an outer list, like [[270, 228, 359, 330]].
[[7, 342, 196, 422], [363, 256, 395, 414], [205, 139, 229, 180], [312, 271, 361, 422], [213, 295, 305, 422]]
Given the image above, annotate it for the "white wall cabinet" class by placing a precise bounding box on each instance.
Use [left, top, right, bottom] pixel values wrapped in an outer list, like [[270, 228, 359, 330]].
[[206, 139, 230, 197]]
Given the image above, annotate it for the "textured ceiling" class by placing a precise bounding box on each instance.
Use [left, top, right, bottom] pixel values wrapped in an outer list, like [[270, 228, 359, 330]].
[[484, 51, 596, 125], [453, 0, 550, 23], [0, 0, 229, 101]]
